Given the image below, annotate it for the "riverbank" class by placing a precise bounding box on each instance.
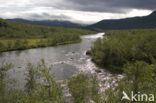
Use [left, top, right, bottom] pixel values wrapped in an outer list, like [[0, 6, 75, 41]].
[[0, 38, 81, 52]]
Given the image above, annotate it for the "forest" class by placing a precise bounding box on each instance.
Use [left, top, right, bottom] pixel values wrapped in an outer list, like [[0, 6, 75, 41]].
[[0, 18, 97, 52], [89, 29, 156, 72]]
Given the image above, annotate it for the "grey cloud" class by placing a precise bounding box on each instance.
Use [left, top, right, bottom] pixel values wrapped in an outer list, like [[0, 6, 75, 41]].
[[26, 13, 72, 21], [51, 0, 156, 13], [1, 0, 155, 13], [0, 0, 154, 24]]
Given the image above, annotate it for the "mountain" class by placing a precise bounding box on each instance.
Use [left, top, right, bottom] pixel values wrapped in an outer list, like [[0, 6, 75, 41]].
[[88, 11, 156, 30], [6, 18, 83, 28]]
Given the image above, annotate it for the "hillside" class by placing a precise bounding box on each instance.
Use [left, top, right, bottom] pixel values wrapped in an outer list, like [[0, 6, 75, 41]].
[[0, 18, 95, 38], [7, 18, 83, 28], [0, 18, 96, 52], [88, 11, 156, 30]]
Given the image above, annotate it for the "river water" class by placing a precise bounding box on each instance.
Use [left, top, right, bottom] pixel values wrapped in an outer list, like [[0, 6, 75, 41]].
[[0, 33, 116, 90]]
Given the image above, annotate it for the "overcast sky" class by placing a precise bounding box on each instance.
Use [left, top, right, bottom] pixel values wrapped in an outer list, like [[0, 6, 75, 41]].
[[0, 0, 155, 24]]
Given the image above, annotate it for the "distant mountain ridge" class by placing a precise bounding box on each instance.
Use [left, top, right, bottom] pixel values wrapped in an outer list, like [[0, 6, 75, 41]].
[[88, 11, 156, 30], [6, 11, 156, 30], [6, 18, 83, 28]]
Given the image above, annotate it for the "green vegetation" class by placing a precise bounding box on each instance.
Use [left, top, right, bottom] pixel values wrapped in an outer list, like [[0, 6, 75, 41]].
[[68, 29, 156, 103], [1, 24, 156, 103], [68, 73, 100, 103], [0, 59, 65, 103], [90, 29, 156, 72], [0, 60, 100, 103], [0, 60, 101, 103], [0, 18, 96, 52], [68, 62, 156, 103], [1, 60, 156, 103], [85, 28, 156, 102], [100, 61, 156, 103], [67, 61, 156, 103], [0, 63, 13, 103]]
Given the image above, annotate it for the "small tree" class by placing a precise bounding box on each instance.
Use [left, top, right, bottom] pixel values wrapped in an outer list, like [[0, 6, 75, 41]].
[[25, 63, 37, 93], [37, 59, 64, 102], [68, 73, 100, 103], [91, 75, 100, 102], [0, 62, 12, 103], [19, 59, 65, 103]]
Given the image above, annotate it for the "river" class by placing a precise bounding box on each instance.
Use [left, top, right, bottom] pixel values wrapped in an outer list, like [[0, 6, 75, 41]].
[[0, 33, 116, 90]]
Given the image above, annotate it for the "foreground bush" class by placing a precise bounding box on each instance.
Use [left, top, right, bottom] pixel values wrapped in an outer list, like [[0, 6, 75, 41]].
[[0, 60, 65, 103], [68, 73, 100, 103], [100, 61, 156, 103]]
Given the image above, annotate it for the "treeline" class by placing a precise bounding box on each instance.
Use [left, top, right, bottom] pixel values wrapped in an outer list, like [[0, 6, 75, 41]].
[[89, 29, 156, 72], [0, 18, 97, 52], [0, 33, 81, 52]]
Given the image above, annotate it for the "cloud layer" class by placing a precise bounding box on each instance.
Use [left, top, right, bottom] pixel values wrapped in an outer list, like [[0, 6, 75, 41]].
[[66, 0, 156, 12], [0, 0, 154, 24]]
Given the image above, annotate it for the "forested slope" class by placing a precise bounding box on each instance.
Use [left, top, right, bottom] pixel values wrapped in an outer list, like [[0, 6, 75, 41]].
[[0, 18, 96, 52], [88, 11, 156, 30], [7, 18, 82, 28]]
